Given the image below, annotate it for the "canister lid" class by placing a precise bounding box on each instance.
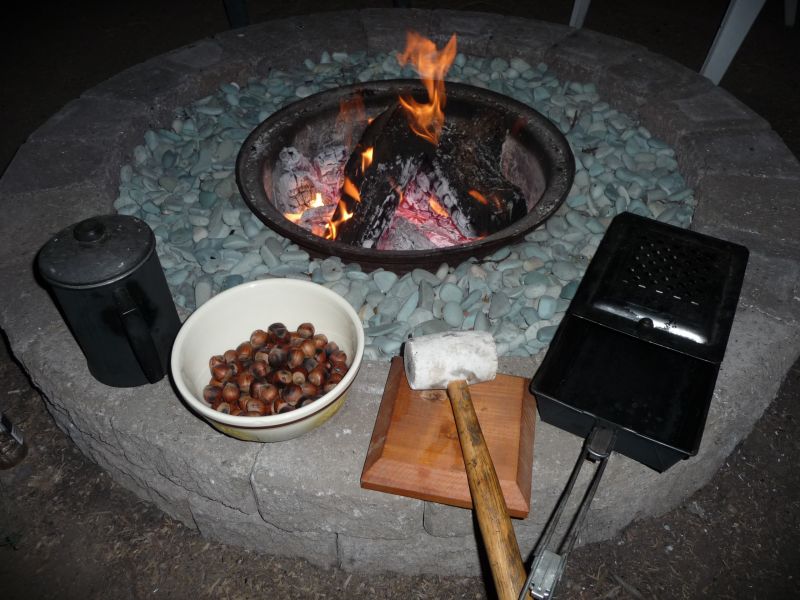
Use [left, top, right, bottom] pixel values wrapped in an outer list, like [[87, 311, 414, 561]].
[[37, 215, 155, 288]]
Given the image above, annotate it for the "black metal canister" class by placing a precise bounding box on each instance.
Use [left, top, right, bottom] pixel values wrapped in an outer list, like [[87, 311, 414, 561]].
[[37, 215, 181, 387]]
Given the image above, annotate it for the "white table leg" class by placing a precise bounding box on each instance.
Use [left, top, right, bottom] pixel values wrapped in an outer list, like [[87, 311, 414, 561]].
[[701, 0, 767, 85], [569, 0, 592, 28]]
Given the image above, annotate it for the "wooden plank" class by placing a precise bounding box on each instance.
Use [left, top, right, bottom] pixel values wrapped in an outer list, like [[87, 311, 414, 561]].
[[361, 356, 536, 518]]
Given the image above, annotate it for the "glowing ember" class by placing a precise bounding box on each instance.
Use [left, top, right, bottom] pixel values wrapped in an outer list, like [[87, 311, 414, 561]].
[[468, 189, 488, 205], [311, 192, 325, 208], [396, 31, 457, 146]]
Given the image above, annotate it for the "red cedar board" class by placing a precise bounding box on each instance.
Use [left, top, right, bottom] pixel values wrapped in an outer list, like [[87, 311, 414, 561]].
[[360, 356, 536, 518]]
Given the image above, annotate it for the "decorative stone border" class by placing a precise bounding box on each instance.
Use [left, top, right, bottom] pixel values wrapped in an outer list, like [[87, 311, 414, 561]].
[[1, 10, 798, 575]]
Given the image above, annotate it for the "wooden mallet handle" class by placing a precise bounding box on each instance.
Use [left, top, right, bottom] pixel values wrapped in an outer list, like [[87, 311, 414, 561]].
[[447, 379, 529, 600]]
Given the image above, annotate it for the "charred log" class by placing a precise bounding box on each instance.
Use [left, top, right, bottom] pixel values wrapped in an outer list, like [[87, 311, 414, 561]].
[[433, 110, 527, 237], [334, 102, 435, 246]]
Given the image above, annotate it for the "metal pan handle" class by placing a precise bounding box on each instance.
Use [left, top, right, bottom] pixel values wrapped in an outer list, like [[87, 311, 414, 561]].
[[519, 426, 616, 600]]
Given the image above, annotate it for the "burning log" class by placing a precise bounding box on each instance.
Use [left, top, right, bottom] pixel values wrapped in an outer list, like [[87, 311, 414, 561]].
[[433, 110, 528, 237], [333, 102, 435, 246]]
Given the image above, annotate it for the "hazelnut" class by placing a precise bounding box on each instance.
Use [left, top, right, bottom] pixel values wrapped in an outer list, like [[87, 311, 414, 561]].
[[300, 382, 318, 398], [209, 355, 226, 370], [230, 407, 244, 416], [287, 348, 305, 369], [312, 333, 328, 349], [216, 402, 232, 414], [300, 339, 316, 359], [203, 385, 222, 404], [268, 347, 287, 368], [236, 342, 254, 361], [236, 370, 254, 393], [258, 383, 279, 404], [250, 359, 269, 378], [238, 394, 254, 411], [302, 357, 319, 372], [272, 369, 293, 386], [329, 350, 348, 366], [268, 322, 289, 342], [245, 397, 268, 416], [282, 384, 303, 406], [223, 349, 238, 363], [222, 382, 240, 403], [325, 341, 340, 354], [250, 329, 269, 347], [307, 365, 327, 387], [297, 322, 315, 339], [253, 348, 271, 363], [291, 367, 307, 385], [211, 363, 233, 383]]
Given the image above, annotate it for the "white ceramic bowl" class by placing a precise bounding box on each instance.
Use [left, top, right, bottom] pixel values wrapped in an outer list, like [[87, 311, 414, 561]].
[[171, 279, 364, 442]]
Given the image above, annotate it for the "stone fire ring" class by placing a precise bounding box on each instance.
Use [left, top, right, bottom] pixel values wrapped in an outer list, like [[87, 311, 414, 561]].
[[1, 10, 799, 575]]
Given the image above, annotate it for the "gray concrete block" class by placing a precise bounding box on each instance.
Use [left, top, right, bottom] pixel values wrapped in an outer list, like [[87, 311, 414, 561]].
[[361, 9, 435, 55], [28, 96, 149, 147], [490, 14, 572, 59], [251, 359, 424, 539], [638, 87, 769, 147], [92, 445, 196, 526], [601, 51, 712, 113], [190, 495, 338, 568], [0, 138, 122, 196], [338, 531, 482, 576], [110, 382, 262, 514], [692, 173, 800, 254], [222, 12, 366, 75], [675, 128, 800, 185], [738, 250, 800, 324], [0, 184, 113, 256], [544, 28, 640, 87], [429, 10, 499, 56]]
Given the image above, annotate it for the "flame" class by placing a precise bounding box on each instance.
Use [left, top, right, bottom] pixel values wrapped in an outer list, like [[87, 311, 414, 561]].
[[342, 177, 361, 202], [311, 192, 325, 208], [284, 212, 303, 223], [468, 189, 488, 205], [428, 196, 450, 218], [397, 31, 457, 145], [361, 147, 374, 173], [325, 202, 354, 240]]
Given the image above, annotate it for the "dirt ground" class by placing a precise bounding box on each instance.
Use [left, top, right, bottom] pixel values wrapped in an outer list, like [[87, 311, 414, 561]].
[[1, 1, 799, 599]]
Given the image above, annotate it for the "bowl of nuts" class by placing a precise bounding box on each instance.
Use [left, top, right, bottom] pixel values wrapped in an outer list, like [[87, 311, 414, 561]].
[[170, 279, 365, 442]]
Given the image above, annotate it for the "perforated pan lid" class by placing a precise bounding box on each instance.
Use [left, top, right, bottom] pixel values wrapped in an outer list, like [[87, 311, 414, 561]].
[[568, 213, 749, 364]]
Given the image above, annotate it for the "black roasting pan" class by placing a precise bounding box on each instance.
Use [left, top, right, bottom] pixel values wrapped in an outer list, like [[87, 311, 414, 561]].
[[522, 212, 748, 599]]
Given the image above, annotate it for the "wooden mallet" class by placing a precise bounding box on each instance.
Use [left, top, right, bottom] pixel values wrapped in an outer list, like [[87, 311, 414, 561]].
[[404, 331, 528, 600]]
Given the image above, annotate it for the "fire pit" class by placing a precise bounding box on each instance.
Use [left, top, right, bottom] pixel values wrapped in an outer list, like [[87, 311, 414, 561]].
[[236, 79, 574, 271]]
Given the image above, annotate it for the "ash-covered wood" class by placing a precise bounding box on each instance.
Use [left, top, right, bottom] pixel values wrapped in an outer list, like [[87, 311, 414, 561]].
[[433, 111, 528, 237], [334, 103, 435, 246]]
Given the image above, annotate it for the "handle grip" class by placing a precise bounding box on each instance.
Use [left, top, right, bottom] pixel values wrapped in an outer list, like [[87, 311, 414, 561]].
[[447, 379, 529, 600], [113, 287, 164, 383]]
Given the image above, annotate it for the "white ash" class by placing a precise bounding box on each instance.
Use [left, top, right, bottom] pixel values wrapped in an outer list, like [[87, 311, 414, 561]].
[[275, 145, 348, 213], [277, 144, 481, 250]]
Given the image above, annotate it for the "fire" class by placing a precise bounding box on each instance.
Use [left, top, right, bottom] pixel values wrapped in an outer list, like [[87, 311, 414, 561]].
[[361, 147, 374, 173], [311, 192, 325, 208], [397, 31, 457, 145], [325, 203, 354, 240], [284, 212, 303, 223], [468, 189, 488, 205], [428, 196, 450, 218], [469, 189, 504, 213], [342, 177, 361, 202]]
